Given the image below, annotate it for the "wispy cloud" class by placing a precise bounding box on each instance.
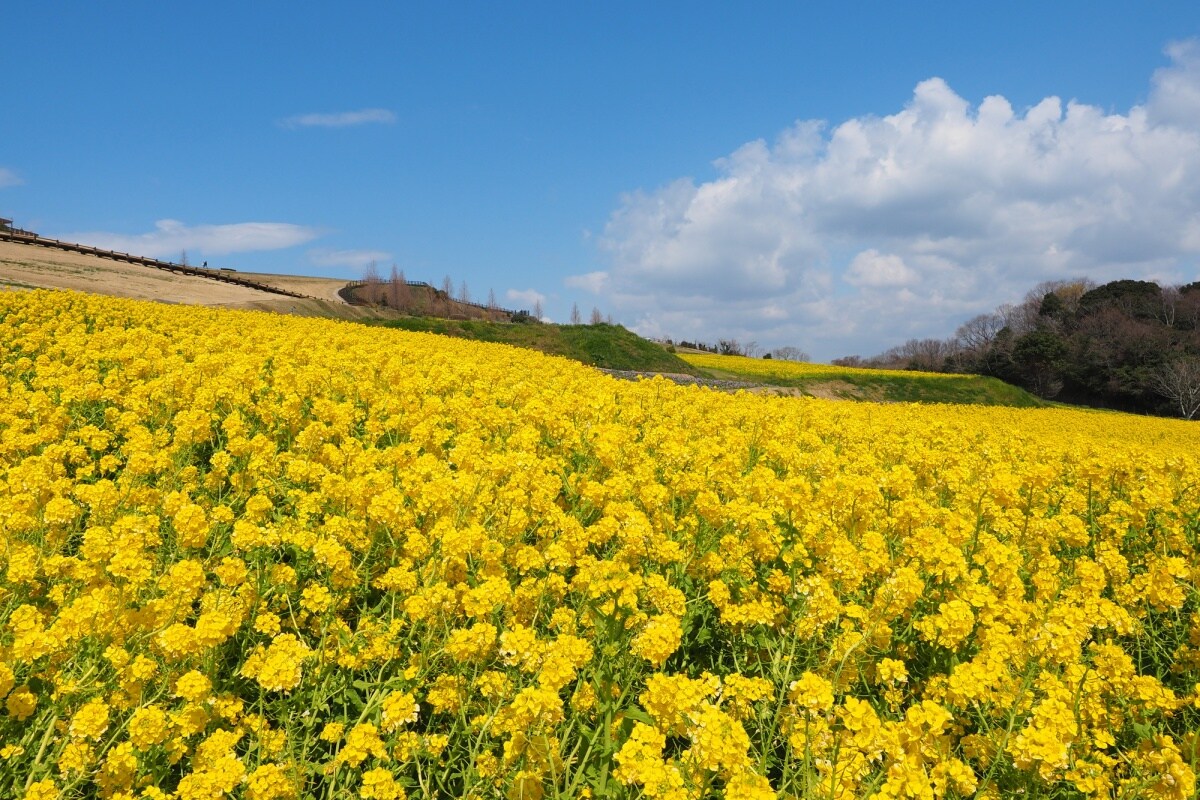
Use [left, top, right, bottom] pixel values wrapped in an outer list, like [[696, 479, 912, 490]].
[[64, 219, 320, 258], [308, 248, 392, 269], [280, 108, 397, 129], [0, 167, 23, 188], [589, 39, 1200, 360], [564, 271, 609, 294], [505, 288, 546, 308]]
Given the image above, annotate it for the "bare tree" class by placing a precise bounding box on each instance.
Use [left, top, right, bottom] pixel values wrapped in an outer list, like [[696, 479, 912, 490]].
[[1157, 286, 1181, 328], [889, 338, 949, 371], [533, 298, 544, 320], [570, 303, 582, 325], [364, 261, 383, 305], [1180, 289, 1200, 331], [458, 280, 470, 305], [389, 265, 411, 311], [435, 275, 454, 315], [954, 312, 1004, 354], [997, 302, 1039, 337], [590, 306, 604, 325], [772, 346, 810, 362], [1152, 356, 1200, 419], [179, 249, 190, 267], [487, 288, 497, 310]]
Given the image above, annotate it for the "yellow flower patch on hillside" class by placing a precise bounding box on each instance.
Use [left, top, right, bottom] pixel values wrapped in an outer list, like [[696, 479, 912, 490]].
[[1, 290, 1198, 799]]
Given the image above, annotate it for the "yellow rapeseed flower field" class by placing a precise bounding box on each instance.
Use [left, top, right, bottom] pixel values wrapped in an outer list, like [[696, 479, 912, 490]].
[[679, 352, 959, 382], [1, 290, 1198, 799]]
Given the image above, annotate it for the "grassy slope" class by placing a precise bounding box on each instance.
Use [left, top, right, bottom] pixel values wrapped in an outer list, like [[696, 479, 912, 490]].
[[372, 318, 703, 374], [687, 354, 1046, 407]]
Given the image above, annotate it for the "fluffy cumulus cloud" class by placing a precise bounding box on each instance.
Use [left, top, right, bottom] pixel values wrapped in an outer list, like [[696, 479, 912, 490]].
[[0, 167, 22, 188], [65, 219, 319, 259], [587, 41, 1200, 360], [308, 248, 392, 270], [281, 109, 397, 129]]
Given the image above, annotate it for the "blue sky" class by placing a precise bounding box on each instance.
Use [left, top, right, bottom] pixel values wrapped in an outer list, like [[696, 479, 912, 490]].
[[3, 2, 1200, 359]]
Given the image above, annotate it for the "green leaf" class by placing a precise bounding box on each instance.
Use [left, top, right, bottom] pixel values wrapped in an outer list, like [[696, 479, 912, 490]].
[[620, 707, 654, 727]]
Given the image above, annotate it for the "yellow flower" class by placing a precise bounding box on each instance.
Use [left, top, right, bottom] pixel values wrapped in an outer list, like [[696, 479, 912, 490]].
[[173, 503, 210, 549], [631, 615, 682, 667], [22, 779, 59, 800], [241, 634, 312, 692], [245, 763, 298, 800], [724, 771, 777, 800], [360, 767, 405, 800], [787, 672, 834, 715], [381, 691, 420, 732], [174, 670, 213, 703], [300, 584, 334, 614], [0, 662, 14, 699], [683, 703, 751, 775], [875, 658, 908, 685], [337, 723, 388, 767], [318, 721, 345, 742], [425, 675, 467, 715], [69, 698, 110, 741], [614, 723, 685, 798], [59, 741, 95, 774], [128, 705, 170, 749]]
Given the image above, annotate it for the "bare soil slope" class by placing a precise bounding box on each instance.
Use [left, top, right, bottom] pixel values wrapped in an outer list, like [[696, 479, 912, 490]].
[[235, 272, 351, 304], [0, 240, 383, 320]]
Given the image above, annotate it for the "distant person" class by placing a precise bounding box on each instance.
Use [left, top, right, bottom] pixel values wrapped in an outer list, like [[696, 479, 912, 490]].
[[203, 261, 208, 268]]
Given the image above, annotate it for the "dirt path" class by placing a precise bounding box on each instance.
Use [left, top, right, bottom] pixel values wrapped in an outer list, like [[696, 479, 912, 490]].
[[599, 369, 760, 390]]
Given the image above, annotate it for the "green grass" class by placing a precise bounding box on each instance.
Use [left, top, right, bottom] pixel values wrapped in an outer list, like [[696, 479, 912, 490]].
[[369, 318, 704, 374], [836, 372, 1045, 406]]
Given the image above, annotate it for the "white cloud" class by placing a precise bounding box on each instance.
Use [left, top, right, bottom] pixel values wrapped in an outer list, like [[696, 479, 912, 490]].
[[0, 167, 22, 188], [596, 40, 1200, 360], [65, 219, 319, 258], [505, 288, 546, 308], [1148, 40, 1200, 127], [281, 109, 397, 129], [308, 248, 392, 269], [845, 249, 918, 287], [564, 271, 610, 294]]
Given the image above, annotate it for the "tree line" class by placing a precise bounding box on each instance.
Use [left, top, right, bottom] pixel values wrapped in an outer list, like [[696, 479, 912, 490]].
[[840, 278, 1200, 419]]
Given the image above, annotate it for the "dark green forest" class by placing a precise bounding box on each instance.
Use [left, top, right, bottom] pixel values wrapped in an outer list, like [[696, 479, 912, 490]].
[[840, 279, 1200, 419]]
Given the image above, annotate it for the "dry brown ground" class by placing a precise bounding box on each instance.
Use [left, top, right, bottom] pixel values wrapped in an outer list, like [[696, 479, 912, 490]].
[[0, 240, 389, 321]]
